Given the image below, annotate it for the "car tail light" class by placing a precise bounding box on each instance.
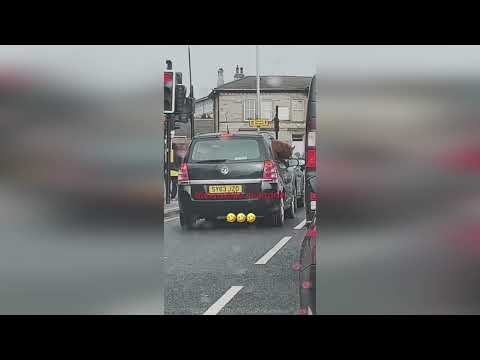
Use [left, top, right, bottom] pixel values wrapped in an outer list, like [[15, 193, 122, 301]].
[[302, 281, 312, 289], [310, 192, 317, 201], [306, 148, 316, 169], [178, 163, 189, 184], [263, 160, 279, 183]]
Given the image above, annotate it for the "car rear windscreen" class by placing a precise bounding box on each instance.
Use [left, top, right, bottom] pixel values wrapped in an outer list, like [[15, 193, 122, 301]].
[[190, 138, 262, 162]]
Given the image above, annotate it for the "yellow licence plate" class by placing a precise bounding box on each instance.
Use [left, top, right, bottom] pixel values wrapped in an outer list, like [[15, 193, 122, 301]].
[[208, 185, 243, 193]]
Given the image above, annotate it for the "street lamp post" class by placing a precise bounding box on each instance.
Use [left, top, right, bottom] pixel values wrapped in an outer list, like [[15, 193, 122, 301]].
[[188, 45, 195, 139], [256, 45, 261, 120]]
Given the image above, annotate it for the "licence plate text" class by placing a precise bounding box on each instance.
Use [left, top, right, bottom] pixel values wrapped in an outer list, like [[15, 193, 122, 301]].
[[208, 185, 243, 193]]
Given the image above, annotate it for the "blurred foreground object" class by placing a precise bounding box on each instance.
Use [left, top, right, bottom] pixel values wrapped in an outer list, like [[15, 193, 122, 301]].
[[317, 74, 480, 314], [0, 53, 163, 314]]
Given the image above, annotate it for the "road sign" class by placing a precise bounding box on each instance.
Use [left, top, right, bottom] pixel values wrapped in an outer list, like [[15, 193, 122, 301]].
[[249, 119, 272, 128]]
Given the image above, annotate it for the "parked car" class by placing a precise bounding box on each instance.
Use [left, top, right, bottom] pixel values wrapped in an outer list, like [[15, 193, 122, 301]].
[[177, 132, 301, 230], [259, 132, 305, 209]]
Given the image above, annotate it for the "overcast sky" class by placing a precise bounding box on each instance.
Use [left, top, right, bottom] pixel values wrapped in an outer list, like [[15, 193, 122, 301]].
[[3, 45, 480, 97]]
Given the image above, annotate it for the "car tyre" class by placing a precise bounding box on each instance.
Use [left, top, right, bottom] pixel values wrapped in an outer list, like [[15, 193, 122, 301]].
[[271, 198, 285, 227]]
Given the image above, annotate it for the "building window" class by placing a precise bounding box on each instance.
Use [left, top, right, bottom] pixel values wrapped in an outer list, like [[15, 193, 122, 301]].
[[261, 100, 273, 120], [278, 106, 290, 121], [292, 99, 305, 122], [292, 134, 304, 142], [244, 99, 256, 121]]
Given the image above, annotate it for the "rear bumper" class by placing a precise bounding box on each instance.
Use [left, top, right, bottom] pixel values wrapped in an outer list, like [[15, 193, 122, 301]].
[[178, 185, 282, 218]]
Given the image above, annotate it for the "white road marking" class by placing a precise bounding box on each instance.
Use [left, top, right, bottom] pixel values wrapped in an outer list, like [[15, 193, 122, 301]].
[[164, 216, 180, 222], [203, 286, 243, 315], [255, 236, 292, 265], [294, 219, 307, 230]]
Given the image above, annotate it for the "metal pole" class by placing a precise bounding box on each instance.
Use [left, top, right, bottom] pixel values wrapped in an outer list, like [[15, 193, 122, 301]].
[[188, 45, 195, 139], [165, 114, 172, 204], [256, 45, 260, 119], [274, 105, 279, 140]]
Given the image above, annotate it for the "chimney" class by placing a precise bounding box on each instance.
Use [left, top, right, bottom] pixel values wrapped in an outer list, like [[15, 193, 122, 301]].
[[234, 65, 243, 81], [217, 68, 224, 87], [239, 67, 245, 79]]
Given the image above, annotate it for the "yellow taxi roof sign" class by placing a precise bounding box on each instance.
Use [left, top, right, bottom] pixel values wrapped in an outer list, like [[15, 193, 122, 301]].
[[249, 119, 272, 128]]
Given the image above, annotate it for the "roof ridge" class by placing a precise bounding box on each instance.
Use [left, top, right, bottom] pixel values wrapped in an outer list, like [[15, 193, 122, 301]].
[[213, 75, 313, 92], [215, 76, 250, 89], [217, 75, 311, 86]]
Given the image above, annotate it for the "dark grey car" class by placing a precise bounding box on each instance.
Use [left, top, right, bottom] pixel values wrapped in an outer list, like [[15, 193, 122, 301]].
[[177, 133, 301, 230]]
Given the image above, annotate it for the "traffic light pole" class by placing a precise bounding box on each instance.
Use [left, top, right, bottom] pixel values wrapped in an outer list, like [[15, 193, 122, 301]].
[[188, 45, 195, 139], [256, 45, 261, 120], [165, 54, 194, 206], [165, 114, 172, 205]]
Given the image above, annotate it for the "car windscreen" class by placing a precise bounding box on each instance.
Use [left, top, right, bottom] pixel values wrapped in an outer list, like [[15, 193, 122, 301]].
[[189, 138, 263, 163]]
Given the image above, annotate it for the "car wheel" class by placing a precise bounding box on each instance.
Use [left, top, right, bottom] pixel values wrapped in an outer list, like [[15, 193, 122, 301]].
[[180, 212, 195, 230], [271, 197, 285, 227], [286, 189, 296, 219]]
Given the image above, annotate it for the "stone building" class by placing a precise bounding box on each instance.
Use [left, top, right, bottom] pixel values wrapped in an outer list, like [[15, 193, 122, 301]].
[[194, 95, 214, 119], [209, 69, 312, 155]]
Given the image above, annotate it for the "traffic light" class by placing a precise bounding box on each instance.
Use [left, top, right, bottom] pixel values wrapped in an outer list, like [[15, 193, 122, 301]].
[[175, 83, 187, 114], [164, 70, 175, 114], [175, 72, 183, 85]]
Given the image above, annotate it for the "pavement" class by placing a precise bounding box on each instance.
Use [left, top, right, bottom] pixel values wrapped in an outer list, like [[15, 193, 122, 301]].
[[164, 208, 308, 315], [164, 198, 180, 219]]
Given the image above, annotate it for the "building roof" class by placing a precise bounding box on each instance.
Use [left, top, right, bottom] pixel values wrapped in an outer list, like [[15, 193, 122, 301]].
[[195, 95, 211, 103], [214, 76, 312, 92]]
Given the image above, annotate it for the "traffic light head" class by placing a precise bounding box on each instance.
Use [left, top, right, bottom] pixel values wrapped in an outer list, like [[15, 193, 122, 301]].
[[175, 84, 187, 114], [164, 71, 175, 114], [175, 72, 183, 85]]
